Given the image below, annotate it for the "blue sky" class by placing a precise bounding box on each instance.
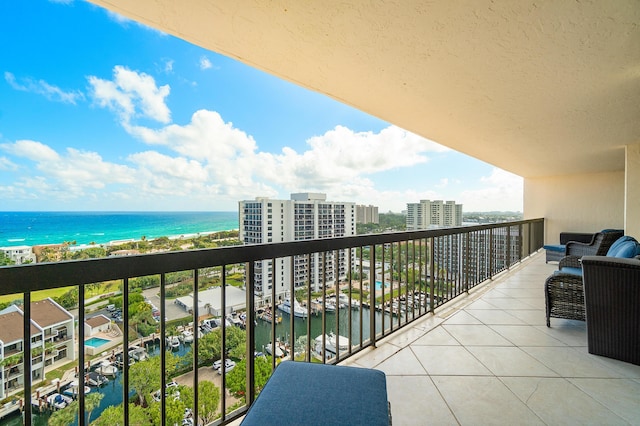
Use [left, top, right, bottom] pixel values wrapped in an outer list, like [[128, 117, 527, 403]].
[[0, 0, 523, 213]]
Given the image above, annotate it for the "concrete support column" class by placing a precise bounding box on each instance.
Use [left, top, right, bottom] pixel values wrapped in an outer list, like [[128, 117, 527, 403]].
[[625, 144, 640, 238]]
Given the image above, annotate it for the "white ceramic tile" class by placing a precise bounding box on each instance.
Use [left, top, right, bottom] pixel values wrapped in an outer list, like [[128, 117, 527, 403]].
[[411, 346, 492, 376], [501, 377, 628, 425], [466, 346, 558, 377], [489, 325, 566, 347], [432, 376, 544, 425], [569, 378, 640, 424], [411, 326, 459, 346], [386, 376, 458, 425], [376, 347, 427, 376], [464, 299, 498, 310], [535, 324, 587, 347], [501, 309, 547, 326], [522, 346, 626, 378], [441, 310, 483, 325], [465, 309, 525, 325], [443, 324, 514, 346], [478, 297, 534, 310]]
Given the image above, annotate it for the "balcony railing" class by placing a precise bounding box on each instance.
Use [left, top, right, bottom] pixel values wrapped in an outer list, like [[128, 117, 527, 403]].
[[0, 219, 543, 425]]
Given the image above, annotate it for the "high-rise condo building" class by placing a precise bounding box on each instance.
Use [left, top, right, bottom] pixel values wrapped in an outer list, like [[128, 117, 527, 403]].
[[355, 205, 379, 224], [406, 200, 463, 230], [239, 193, 356, 301]]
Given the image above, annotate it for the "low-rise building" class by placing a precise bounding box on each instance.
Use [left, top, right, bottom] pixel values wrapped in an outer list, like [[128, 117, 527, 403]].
[[0, 298, 75, 398], [0, 246, 36, 264]]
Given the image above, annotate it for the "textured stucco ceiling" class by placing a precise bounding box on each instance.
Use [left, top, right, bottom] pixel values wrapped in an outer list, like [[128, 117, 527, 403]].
[[89, 0, 640, 179]]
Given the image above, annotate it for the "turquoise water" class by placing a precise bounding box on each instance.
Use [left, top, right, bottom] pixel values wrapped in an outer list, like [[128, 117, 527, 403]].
[[0, 211, 238, 247], [375, 281, 389, 290], [85, 337, 110, 348]]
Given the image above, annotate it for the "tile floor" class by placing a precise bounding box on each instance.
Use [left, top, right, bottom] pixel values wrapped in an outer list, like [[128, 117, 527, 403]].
[[340, 251, 640, 425]]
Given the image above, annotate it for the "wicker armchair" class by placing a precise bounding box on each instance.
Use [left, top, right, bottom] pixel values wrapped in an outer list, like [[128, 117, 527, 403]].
[[545, 235, 639, 327], [582, 256, 640, 365], [544, 273, 585, 327], [557, 230, 624, 274]]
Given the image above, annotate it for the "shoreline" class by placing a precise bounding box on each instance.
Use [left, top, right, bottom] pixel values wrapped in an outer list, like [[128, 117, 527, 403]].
[[65, 229, 241, 251], [2, 228, 240, 251], [1, 211, 239, 248]]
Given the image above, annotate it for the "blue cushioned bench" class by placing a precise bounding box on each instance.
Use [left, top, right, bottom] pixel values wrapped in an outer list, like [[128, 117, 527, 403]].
[[241, 361, 391, 426]]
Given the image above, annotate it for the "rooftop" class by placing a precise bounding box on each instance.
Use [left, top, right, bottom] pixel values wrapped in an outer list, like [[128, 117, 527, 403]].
[[30, 298, 73, 328], [337, 252, 640, 424]]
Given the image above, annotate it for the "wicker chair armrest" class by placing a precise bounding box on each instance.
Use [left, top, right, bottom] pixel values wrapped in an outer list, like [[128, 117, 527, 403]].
[[581, 256, 640, 270], [545, 273, 584, 291], [565, 241, 598, 257], [559, 255, 581, 269], [559, 232, 595, 245]]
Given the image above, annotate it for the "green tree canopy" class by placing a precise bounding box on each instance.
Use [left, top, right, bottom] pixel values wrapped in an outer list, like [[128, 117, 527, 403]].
[[225, 356, 273, 398], [48, 401, 78, 426], [194, 325, 247, 364], [91, 403, 152, 426]]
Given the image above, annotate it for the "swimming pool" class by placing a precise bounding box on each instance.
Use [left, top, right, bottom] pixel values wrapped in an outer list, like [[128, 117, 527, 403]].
[[375, 281, 389, 290], [85, 337, 110, 348]]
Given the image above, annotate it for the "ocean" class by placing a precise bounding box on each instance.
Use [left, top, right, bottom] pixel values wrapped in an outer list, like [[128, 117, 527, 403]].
[[0, 211, 239, 248]]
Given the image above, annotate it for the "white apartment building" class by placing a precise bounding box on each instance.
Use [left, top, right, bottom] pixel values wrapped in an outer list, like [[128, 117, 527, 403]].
[[239, 193, 356, 300], [0, 246, 36, 265], [406, 200, 463, 230], [355, 205, 379, 224], [0, 298, 75, 398]]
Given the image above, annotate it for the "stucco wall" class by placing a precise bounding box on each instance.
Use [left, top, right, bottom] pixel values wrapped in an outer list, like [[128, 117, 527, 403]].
[[524, 171, 624, 244], [626, 144, 640, 238]]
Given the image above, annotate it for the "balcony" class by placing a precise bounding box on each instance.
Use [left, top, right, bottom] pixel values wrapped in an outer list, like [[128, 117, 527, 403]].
[[338, 252, 640, 425], [0, 220, 550, 425]]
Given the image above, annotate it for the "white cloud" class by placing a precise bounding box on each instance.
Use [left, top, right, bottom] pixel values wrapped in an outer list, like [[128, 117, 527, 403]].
[[164, 59, 174, 73], [255, 125, 449, 190], [4, 72, 84, 104], [120, 109, 452, 206], [0, 156, 18, 171], [459, 168, 523, 212], [1, 140, 136, 199], [199, 56, 212, 70], [2, 140, 60, 162], [88, 66, 171, 125]]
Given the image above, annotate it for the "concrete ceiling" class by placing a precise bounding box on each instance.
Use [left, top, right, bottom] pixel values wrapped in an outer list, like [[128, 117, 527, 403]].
[[89, 0, 640, 179]]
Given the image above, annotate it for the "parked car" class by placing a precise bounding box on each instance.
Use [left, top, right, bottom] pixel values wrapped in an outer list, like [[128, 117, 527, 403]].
[[218, 359, 236, 375]]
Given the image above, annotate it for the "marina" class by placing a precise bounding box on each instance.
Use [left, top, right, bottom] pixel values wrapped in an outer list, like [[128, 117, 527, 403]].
[[0, 293, 414, 425]]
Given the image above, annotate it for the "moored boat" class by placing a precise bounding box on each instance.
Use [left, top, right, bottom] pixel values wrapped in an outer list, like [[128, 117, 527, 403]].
[[314, 333, 349, 357], [86, 371, 109, 387], [98, 359, 118, 377], [277, 298, 308, 318], [181, 329, 194, 344], [46, 393, 72, 410]]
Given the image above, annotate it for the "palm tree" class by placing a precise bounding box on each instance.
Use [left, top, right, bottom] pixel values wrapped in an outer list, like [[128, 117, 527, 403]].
[[48, 401, 77, 426], [85, 392, 104, 423]]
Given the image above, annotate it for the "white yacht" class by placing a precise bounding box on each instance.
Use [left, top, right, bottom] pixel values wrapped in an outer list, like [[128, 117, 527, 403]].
[[314, 333, 350, 357], [277, 298, 308, 318], [98, 359, 118, 377], [181, 329, 194, 344]]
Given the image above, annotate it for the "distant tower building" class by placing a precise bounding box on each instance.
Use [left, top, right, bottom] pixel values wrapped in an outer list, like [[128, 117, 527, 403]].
[[239, 193, 356, 300], [355, 205, 379, 224], [406, 200, 463, 230]]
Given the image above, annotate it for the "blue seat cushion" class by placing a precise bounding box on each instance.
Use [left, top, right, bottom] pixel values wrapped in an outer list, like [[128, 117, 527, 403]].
[[606, 236, 640, 258], [555, 267, 583, 277], [543, 244, 565, 253], [242, 361, 389, 426]]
